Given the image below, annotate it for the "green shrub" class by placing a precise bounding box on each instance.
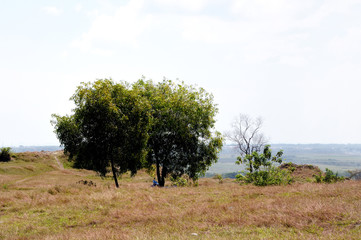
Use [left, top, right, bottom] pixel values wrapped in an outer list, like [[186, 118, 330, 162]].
[[283, 162, 296, 172], [235, 145, 293, 186], [0, 147, 12, 162], [314, 168, 345, 183], [170, 176, 188, 187], [213, 174, 223, 184], [236, 166, 293, 186]]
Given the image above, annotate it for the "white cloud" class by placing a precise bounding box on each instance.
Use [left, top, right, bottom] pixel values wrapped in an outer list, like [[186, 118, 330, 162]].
[[180, 13, 312, 64], [180, 0, 361, 65], [154, 0, 207, 11], [42, 6, 62, 16], [60, 51, 69, 58], [181, 16, 246, 44], [297, 0, 361, 28], [328, 26, 361, 60], [71, 0, 151, 54], [279, 55, 307, 67], [232, 0, 302, 19], [75, 3, 83, 12]]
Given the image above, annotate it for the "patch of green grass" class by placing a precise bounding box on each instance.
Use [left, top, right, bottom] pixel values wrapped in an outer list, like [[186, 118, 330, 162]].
[[304, 224, 324, 235]]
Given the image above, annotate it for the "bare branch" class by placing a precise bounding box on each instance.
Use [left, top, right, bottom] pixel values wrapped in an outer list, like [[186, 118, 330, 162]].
[[225, 114, 268, 156]]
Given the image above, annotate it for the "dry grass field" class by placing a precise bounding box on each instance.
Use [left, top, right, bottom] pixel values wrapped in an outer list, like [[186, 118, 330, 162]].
[[1, 151, 361, 239]]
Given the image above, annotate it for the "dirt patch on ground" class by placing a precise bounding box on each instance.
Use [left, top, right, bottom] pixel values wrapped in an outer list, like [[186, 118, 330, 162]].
[[53, 153, 64, 170]]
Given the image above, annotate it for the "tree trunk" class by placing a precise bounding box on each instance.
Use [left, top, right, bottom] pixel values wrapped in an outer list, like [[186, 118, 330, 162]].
[[159, 165, 167, 187], [156, 159, 166, 187], [249, 161, 253, 173], [110, 158, 119, 188], [156, 159, 161, 185]]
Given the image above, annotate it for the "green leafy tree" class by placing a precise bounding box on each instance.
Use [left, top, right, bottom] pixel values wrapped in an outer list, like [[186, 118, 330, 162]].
[[52, 79, 151, 188], [134, 79, 223, 186], [226, 114, 291, 186], [0, 147, 12, 162], [235, 145, 292, 186], [236, 145, 283, 172]]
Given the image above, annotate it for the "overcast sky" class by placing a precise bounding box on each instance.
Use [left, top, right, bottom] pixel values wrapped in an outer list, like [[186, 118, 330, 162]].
[[1, 0, 361, 146]]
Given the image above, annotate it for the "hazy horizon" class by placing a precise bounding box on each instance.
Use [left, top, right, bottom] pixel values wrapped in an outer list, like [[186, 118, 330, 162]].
[[5, 143, 361, 149], [1, 0, 361, 146]]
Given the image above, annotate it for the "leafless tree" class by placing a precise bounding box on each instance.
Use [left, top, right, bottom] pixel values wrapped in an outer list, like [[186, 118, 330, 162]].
[[348, 169, 361, 180], [225, 114, 268, 157]]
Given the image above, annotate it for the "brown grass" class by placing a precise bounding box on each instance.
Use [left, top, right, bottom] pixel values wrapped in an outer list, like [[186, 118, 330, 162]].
[[280, 163, 323, 182], [0, 152, 360, 239]]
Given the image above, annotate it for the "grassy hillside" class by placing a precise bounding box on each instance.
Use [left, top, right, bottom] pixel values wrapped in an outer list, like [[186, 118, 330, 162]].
[[1, 152, 361, 239]]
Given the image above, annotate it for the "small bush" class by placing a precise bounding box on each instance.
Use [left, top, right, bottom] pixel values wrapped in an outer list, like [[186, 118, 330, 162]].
[[77, 180, 97, 187], [235, 145, 293, 186], [0, 147, 12, 162], [48, 186, 62, 195], [236, 167, 293, 186], [170, 176, 188, 187], [213, 174, 223, 184], [282, 162, 296, 172], [314, 168, 345, 183]]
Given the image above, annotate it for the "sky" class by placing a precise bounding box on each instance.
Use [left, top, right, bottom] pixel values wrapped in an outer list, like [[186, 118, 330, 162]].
[[1, 0, 361, 146]]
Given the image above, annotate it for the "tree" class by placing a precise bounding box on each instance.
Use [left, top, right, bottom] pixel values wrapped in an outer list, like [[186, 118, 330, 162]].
[[236, 145, 283, 172], [348, 169, 361, 180], [235, 145, 291, 186], [0, 147, 12, 162], [52, 79, 151, 188], [225, 114, 267, 173], [226, 114, 290, 186], [134, 79, 223, 186]]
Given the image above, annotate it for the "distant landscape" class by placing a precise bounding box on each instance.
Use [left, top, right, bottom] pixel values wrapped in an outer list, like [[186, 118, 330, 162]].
[[207, 144, 361, 177], [10, 146, 63, 153], [9, 144, 361, 178]]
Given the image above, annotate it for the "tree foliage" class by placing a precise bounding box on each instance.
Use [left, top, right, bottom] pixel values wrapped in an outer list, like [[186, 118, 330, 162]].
[[52, 78, 223, 187], [236, 145, 283, 172], [0, 147, 12, 162], [134, 79, 223, 186], [314, 168, 345, 183], [236, 145, 292, 186], [52, 79, 151, 187]]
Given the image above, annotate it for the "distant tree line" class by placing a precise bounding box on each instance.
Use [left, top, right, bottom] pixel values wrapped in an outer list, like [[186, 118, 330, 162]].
[[52, 78, 223, 187]]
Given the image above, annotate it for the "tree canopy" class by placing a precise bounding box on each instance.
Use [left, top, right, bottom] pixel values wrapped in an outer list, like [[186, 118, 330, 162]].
[[52, 78, 223, 187], [134, 79, 223, 186], [52, 79, 151, 187], [235, 145, 291, 186], [0, 147, 12, 162]]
